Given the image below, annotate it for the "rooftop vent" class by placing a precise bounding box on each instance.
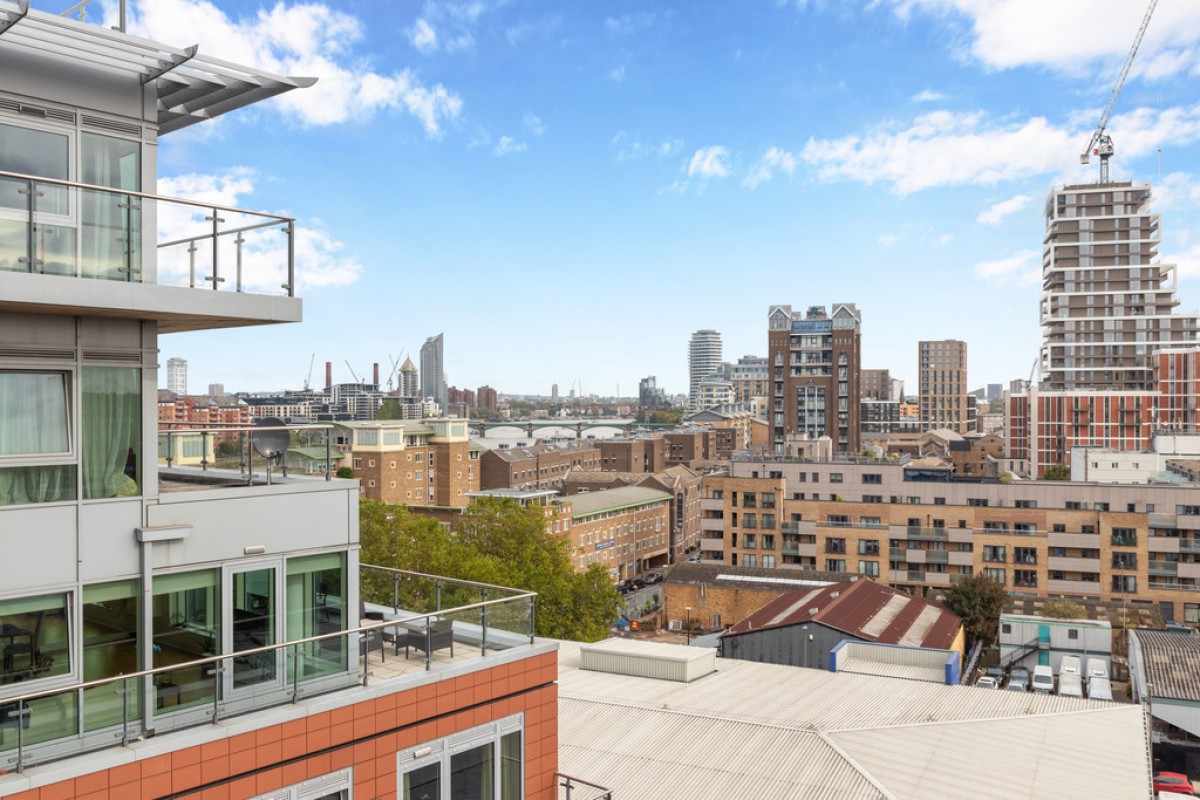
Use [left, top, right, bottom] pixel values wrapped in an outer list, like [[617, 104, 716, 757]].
[[579, 638, 716, 683]]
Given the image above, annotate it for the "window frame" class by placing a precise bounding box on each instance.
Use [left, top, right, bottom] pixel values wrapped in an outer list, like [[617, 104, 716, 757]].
[[398, 713, 525, 800], [0, 366, 77, 465]]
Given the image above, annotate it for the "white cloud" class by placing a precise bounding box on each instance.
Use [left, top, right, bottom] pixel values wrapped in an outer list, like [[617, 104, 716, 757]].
[[884, 0, 1200, 79], [1166, 242, 1200, 280], [605, 12, 656, 35], [408, 18, 438, 53], [612, 132, 682, 162], [116, 0, 462, 134], [877, 232, 903, 248], [912, 88, 946, 102], [974, 249, 1041, 287], [687, 146, 731, 179], [801, 104, 1200, 194], [523, 113, 546, 137], [493, 136, 527, 156], [157, 169, 362, 291], [743, 146, 799, 188], [609, 66, 627, 82], [977, 194, 1031, 225], [1151, 171, 1200, 212]]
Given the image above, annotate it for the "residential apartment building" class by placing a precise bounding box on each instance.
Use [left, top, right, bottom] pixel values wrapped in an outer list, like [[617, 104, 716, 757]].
[[687, 329, 722, 409], [694, 375, 734, 411], [556, 487, 672, 580], [768, 304, 862, 454], [701, 457, 1200, 623], [166, 356, 187, 395], [861, 369, 891, 402], [599, 436, 668, 473], [339, 419, 480, 507], [420, 332, 446, 407], [1040, 182, 1198, 392], [1008, 181, 1200, 474], [480, 441, 602, 490], [730, 355, 769, 405], [919, 340, 972, 433], [477, 384, 499, 411], [0, 11, 561, 798], [398, 355, 419, 397]]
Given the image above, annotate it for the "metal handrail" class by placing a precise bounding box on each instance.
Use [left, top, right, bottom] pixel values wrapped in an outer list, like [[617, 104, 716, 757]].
[[0, 569, 538, 771], [0, 169, 292, 222], [557, 772, 613, 800], [0, 168, 297, 296], [158, 422, 335, 481]]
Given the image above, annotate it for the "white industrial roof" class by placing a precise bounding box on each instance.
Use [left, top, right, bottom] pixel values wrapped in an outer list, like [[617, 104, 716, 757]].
[[557, 641, 1151, 799]]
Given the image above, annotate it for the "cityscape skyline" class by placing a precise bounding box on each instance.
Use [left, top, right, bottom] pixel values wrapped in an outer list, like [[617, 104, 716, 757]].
[[129, 0, 1200, 397]]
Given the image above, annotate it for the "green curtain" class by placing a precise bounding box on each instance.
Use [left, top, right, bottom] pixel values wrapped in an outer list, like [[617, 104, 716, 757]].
[[80, 133, 139, 281], [82, 367, 140, 499], [0, 371, 74, 505]]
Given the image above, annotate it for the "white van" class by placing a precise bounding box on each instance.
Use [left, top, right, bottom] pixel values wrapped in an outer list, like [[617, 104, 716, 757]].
[[1086, 657, 1108, 680], [1088, 676, 1113, 701], [1060, 655, 1081, 674], [1032, 664, 1055, 694]]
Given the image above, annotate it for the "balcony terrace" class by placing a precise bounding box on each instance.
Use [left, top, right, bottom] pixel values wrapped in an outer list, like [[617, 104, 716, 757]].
[[0, 565, 540, 776], [0, 170, 301, 332]]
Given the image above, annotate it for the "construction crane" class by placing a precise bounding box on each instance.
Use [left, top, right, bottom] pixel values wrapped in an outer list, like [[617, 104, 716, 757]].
[[302, 353, 315, 391], [1080, 0, 1158, 183], [385, 354, 401, 392], [344, 361, 362, 385]]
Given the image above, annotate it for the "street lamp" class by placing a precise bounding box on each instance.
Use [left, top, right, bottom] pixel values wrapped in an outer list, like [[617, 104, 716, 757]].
[[685, 606, 692, 645]]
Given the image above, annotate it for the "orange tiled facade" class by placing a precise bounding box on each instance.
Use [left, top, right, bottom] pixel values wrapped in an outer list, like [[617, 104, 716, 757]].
[[3, 653, 560, 800]]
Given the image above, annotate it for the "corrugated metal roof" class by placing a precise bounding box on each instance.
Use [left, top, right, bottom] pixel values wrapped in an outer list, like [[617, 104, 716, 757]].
[[558, 641, 1152, 800], [837, 657, 945, 684], [722, 579, 961, 650], [1130, 629, 1200, 701]]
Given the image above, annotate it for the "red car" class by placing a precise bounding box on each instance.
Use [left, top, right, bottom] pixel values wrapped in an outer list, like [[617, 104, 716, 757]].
[[1153, 772, 1194, 795]]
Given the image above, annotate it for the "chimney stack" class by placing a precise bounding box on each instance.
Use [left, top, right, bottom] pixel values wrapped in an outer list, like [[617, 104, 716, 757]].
[[325, 361, 332, 390], [373, 362, 379, 386]]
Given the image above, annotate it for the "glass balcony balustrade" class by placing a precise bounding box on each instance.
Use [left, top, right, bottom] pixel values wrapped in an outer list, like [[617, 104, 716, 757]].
[[0, 565, 536, 773], [0, 169, 296, 297]]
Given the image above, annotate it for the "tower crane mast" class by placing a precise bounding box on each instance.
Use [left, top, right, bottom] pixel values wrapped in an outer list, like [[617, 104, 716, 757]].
[[1080, 0, 1158, 183]]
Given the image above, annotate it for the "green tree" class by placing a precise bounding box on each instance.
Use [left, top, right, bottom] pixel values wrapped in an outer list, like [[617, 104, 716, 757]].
[[376, 400, 404, 420], [1039, 463, 1070, 480], [335, 466, 354, 479], [358, 499, 618, 642], [648, 409, 682, 424], [942, 573, 1009, 646], [1041, 598, 1086, 619]]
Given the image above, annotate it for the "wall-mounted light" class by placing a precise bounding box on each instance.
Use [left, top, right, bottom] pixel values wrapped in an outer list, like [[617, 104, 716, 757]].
[[244, 545, 267, 555]]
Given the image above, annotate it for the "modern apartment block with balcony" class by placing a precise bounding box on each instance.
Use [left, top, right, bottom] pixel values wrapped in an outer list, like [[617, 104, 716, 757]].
[[702, 456, 1200, 625], [0, 7, 563, 799], [768, 304, 862, 455], [1007, 181, 1200, 475]]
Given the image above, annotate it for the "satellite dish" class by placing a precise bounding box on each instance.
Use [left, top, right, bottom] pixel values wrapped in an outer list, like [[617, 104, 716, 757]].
[[253, 417, 290, 460]]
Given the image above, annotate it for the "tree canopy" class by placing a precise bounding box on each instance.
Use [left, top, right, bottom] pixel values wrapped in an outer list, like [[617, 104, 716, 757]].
[[1039, 463, 1070, 480], [941, 573, 1009, 646], [375, 400, 404, 420], [358, 498, 617, 642]]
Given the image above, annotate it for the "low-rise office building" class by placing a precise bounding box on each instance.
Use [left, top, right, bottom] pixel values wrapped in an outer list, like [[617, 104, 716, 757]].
[[556, 486, 671, 580], [563, 465, 702, 563]]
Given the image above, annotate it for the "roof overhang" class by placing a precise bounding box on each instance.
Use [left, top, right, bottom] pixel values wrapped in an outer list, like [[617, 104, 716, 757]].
[[0, 2, 315, 133]]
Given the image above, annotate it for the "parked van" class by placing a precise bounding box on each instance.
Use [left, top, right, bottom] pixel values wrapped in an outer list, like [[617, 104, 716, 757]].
[[1086, 657, 1108, 680], [1032, 664, 1055, 694], [1060, 655, 1082, 675], [1059, 669, 1084, 698], [1088, 675, 1114, 702]]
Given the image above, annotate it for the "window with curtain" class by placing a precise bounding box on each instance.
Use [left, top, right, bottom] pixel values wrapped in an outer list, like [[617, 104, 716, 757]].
[[82, 366, 141, 499], [0, 370, 76, 506], [80, 133, 139, 282]]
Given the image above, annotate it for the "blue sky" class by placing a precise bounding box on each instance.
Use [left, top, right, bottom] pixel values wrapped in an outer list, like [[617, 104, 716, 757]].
[[91, 0, 1200, 397]]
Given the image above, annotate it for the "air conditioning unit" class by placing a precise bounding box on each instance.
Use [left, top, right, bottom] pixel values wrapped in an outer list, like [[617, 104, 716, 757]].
[[668, 619, 683, 632]]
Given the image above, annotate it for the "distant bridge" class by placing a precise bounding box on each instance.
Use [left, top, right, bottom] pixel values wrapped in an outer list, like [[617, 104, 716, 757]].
[[468, 419, 676, 438]]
